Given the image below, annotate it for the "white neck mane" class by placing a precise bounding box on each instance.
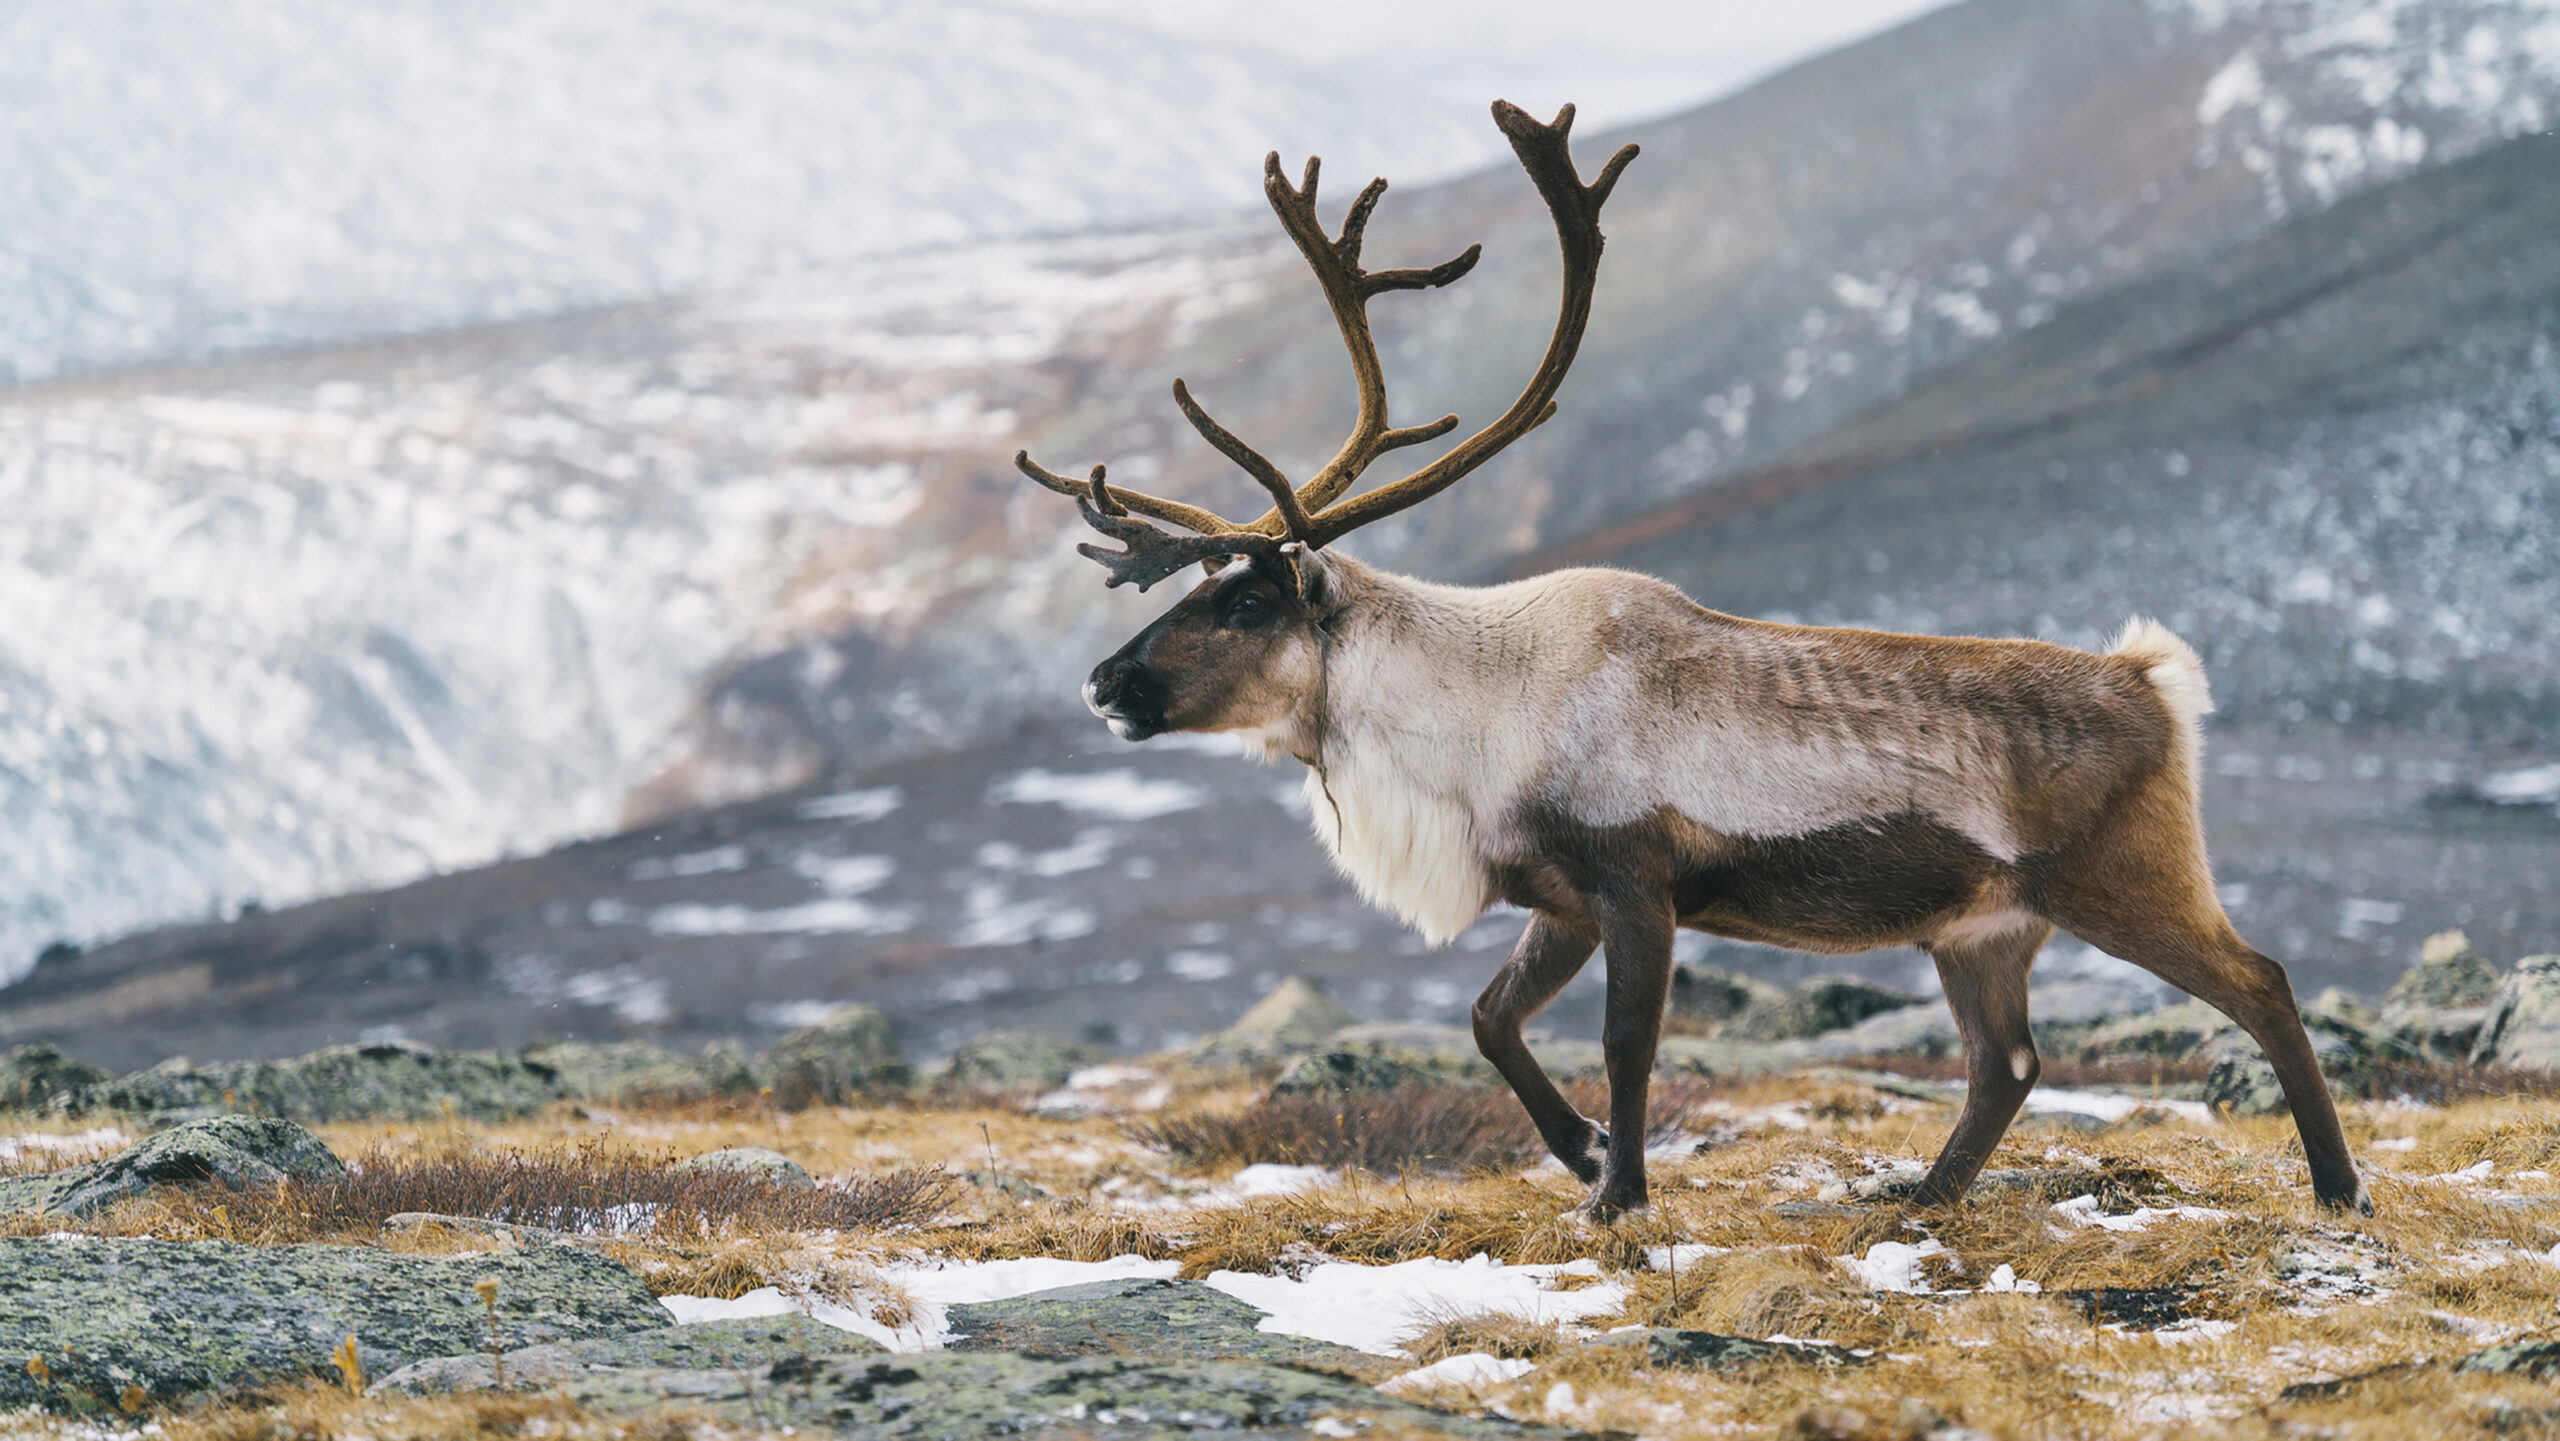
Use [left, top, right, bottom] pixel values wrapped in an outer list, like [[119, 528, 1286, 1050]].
[[1290, 565, 1532, 945]]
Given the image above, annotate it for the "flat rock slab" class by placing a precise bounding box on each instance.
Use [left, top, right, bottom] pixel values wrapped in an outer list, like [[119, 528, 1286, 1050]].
[[0, 1238, 668, 1410], [944, 1278, 1365, 1369], [1595, 1327, 1863, 1371], [2057, 1286, 2207, 1331], [378, 1316, 883, 1394], [534, 1351, 1574, 1439]]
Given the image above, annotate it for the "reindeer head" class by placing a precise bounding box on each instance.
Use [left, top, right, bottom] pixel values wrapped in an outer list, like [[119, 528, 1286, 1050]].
[[1019, 100, 1636, 746]]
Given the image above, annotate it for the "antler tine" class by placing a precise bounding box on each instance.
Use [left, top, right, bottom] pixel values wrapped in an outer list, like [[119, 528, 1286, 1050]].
[[1014, 450, 1243, 539], [1224, 149, 1484, 532], [1074, 493, 1279, 592], [1296, 101, 1637, 549], [1171, 379, 1316, 543]]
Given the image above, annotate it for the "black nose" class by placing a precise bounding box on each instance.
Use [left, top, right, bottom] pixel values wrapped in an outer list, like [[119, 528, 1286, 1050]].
[[1084, 656, 1167, 739]]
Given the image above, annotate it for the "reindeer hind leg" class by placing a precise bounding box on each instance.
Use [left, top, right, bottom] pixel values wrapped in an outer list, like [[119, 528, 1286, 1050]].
[[2035, 776, 2371, 1214]]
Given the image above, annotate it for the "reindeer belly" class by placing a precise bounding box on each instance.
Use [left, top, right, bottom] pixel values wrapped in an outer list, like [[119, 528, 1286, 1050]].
[[1672, 811, 1999, 953]]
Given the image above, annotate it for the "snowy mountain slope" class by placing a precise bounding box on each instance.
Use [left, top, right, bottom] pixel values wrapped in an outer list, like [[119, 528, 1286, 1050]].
[[0, 0, 1491, 387], [0, 227, 1290, 978]]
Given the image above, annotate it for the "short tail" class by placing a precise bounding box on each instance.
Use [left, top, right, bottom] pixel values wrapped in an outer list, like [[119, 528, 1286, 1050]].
[[2109, 617, 2213, 768]]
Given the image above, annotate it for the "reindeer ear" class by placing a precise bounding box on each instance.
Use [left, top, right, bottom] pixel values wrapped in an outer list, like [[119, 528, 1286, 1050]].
[[1280, 543, 1331, 606], [1199, 554, 1233, 577]]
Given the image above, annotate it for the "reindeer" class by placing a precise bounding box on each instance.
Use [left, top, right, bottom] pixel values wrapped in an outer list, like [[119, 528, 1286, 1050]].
[[1016, 101, 2369, 1222]]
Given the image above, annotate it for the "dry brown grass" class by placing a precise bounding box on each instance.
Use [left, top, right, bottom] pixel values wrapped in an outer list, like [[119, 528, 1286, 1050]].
[[1127, 1075, 1721, 1176], [29, 1061, 2560, 1438], [106, 1140, 955, 1246]]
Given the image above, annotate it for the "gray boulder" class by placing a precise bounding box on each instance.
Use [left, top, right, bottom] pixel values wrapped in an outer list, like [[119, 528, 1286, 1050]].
[[0, 1044, 108, 1113], [524, 1040, 747, 1106], [0, 1116, 345, 1218], [941, 1031, 1095, 1095], [671, 1147, 814, 1190], [1270, 1050, 1436, 1097], [1197, 977, 1356, 1063], [1594, 1326, 1862, 1371], [763, 1005, 908, 1110], [2199, 1013, 2404, 1115], [945, 1277, 1362, 1368], [2470, 955, 2560, 1069], [77, 1042, 564, 1122], [2076, 1000, 2232, 1064], [0, 1238, 668, 1409], [484, 1350, 1566, 1438], [1814, 981, 2146, 1060], [379, 1315, 879, 1394], [1737, 976, 1921, 1041], [2388, 930, 2500, 1010], [1667, 966, 1785, 1033]]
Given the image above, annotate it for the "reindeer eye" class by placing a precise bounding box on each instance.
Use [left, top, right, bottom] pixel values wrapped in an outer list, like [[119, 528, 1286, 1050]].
[[1223, 590, 1272, 629]]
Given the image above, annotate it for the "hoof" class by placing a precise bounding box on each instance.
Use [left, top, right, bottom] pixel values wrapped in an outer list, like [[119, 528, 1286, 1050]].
[[1565, 1185, 1648, 1226], [2318, 1183, 2376, 1218]]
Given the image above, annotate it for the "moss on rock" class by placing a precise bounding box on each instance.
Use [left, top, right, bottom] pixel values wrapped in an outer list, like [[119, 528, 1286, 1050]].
[[0, 1238, 668, 1410]]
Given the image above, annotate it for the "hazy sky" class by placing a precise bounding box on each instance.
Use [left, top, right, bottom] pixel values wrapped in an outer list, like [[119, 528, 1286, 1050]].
[[1010, 1, 1964, 132]]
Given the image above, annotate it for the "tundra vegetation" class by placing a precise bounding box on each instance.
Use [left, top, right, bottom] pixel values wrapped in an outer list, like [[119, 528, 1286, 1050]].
[[5, 934, 2560, 1438]]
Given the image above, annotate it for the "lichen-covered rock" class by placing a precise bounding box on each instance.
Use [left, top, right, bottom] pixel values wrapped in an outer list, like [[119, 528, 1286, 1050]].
[[1594, 1326, 1862, 1371], [1667, 966, 1785, 1033], [523, 1040, 742, 1105], [502, 1350, 1567, 1438], [2388, 930, 2500, 1010], [945, 1277, 1362, 1368], [2457, 1337, 2560, 1377], [671, 1147, 813, 1190], [2076, 1000, 2233, 1063], [2389, 1004, 2493, 1063], [76, 1042, 564, 1122], [1270, 1050, 1435, 1097], [1813, 982, 2150, 1061], [762, 1005, 908, 1110], [2470, 955, 2560, 1069], [940, 1031, 1094, 1095], [0, 1238, 668, 1410], [377, 1316, 880, 1394], [2199, 1014, 2402, 1115], [0, 1044, 108, 1113], [1197, 977, 1357, 1064], [46, 1115, 344, 1217], [1737, 976, 1921, 1041]]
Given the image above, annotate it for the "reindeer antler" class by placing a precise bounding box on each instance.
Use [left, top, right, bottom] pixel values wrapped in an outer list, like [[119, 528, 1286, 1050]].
[[1019, 100, 1637, 584]]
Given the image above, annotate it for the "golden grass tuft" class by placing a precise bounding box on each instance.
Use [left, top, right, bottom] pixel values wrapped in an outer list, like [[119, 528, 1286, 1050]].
[[115, 1139, 953, 1245], [1127, 1076, 1721, 1177]]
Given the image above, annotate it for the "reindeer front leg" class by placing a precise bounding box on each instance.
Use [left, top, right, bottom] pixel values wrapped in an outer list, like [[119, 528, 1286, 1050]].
[[1582, 886, 1676, 1220], [1472, 912, 1605, 1182]]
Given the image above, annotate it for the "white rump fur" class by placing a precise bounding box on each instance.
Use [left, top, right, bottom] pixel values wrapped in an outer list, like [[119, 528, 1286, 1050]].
[[1282, 561, 2161, 945], [2108, 616, 2213, 771]]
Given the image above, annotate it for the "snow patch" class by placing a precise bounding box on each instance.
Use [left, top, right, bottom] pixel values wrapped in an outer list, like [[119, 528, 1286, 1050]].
[[1202, 1256, 1631, 1356], [989, 767, 1205, 821]]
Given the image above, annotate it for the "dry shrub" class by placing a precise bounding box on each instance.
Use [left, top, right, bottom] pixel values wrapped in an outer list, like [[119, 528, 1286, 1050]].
[[1657, 1244, 1896, 1351], [1400, 1310, 1575, 1364], [1129, 1076, 1718, 1177], [1131, 1084, 1539, 1174], [929, 1202, 1181, 1264], [133, 1140, 953, 1243], [1856, 1054, 2214, 1091]]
